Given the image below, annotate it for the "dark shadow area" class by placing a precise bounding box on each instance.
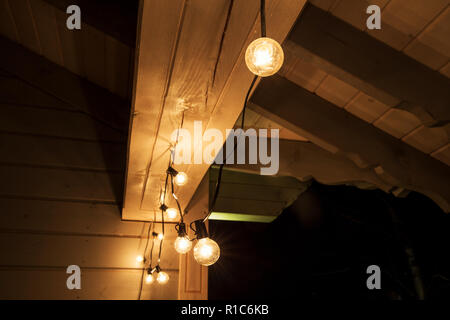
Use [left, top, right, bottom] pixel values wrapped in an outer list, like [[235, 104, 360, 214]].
[[209, 181, 450, 300]]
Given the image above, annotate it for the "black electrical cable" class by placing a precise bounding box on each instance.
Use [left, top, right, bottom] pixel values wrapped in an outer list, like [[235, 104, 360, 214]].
[[260, 0, 266, 37], [204, 74, 258, 223], [203, 0, 267, 223], [158, 170, 170, 264], [137, 220, 154, 300]]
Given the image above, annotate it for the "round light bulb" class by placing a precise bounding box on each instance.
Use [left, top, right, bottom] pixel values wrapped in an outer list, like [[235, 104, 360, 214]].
[[157, 271, 169, 284], [193, 238, 220, 266], [245, 37, 284, 77], [174, 235, 193, 254], [174, 172, 188, 186], [166, 208, 178, 220], [145, 274, 154, 284], [136, 255, 144, 263], [157, 233, 164, 241]]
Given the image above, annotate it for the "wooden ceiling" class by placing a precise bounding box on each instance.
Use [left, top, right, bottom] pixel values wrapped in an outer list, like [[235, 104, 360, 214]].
[[0, 0, 135, 99], [123, 0, 309, 221], [1, 0, 448, 219]]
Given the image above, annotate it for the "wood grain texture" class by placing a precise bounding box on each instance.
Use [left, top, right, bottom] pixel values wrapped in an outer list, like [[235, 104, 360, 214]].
[[0, 36, 130, 134], [288, 3, 450, 127], [124, 0, 308, 221], [0, 268, 178, 300], [250, 75, 450, 212], [0, 132, 125, 170], [0, 104, 125, 142]]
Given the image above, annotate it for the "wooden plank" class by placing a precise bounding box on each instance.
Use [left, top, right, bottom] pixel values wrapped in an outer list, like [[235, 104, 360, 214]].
[[0, 75, 75, 110], [315, 75, 359, 108], [373, 109, 421, 139], [288, 3, 450, 127], [0, 0, 19, 42], [344, 92, 390, 123], [214, 198, 286, 216], [0, 104, 125, 142], [54, 7, 83, 75], [81, 23, 106, 87], [8, 0, 41, 53], [369, 0, 448, 50], [211, 182, 304, 203], [331, 0, 389, 31], [210, 166, 306, 189], [0, 198, 145, 237], [224, 139, 394, 193], [431, 143, 450, 166], [0, 268, 177, 300], [29, 0, 64, 65], [105, 35, 131, 99], [123, 0, 186, 219], [0, 231, 178, 270], [0, 268, 178, 300], [402, 125, 449, 154], [138, 0, 231, 212], [0, 36, 129, 133], [0, 166, 123, 203], [249, 75, 450, 212], [404, 6, 450, 70], [0, 132, 125, 170], [124, 0, 308, 220], [43, 0, 138, 48]]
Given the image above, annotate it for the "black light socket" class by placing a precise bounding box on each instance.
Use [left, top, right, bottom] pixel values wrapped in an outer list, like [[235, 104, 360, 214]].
[[176, 222, 188, 237], [193, 219, 208, 239], [166, 166, 179, 177]]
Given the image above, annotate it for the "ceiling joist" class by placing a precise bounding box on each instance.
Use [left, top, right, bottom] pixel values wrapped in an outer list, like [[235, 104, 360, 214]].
[[287, 4, 450, 127], [249, 75, 450, 212]]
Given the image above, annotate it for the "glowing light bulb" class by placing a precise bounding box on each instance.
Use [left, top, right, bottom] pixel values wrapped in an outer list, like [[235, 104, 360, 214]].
[[245, 37, 284, 77], [166, 208, 178, 220], [136, 255, 144, 263], [145, 274, 154, 284], [174, 235, 193, 254], [157, 233, 164, 241], [157, 271, 169, 284], [193, 238, 220, 266], [174, 172, 188, 186]]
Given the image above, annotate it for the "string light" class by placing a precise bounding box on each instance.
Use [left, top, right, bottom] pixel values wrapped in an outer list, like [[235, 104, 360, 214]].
[[245, 37, 284, 77], [166, 207, 178, 220], [156, 271, 170, 284], [145, 273, 154, 284], [174, 171, 188, 186], [136, 255, 144, 263], [245, 0, 283, 77], [174, 222, 193, 254], [191, 220, 220, 266]]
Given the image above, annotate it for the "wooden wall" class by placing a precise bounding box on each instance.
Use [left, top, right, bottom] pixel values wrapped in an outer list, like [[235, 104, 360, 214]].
[[0, 70, 178, 299]]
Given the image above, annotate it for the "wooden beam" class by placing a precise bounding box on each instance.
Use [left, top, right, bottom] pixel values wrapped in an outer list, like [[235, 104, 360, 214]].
[[0, 35, 129, 133], [249, 75, 450, 212], [287, 4, 450, 127], [123, 0, 307, 221]]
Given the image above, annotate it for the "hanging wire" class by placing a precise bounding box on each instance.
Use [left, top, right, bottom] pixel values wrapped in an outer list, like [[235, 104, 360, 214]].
[[157, 170, 170, 264], [260, 0, 266, 37], [202, 0, 267, 222], [137, 220, 154, 300], [204, 74, 259, 222]]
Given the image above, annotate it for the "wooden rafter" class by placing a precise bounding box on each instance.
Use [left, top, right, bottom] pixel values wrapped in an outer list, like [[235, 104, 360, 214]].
[[249, 75, 450, 212], [123, 0, 308, 221], [286, 3, 450, 127]]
